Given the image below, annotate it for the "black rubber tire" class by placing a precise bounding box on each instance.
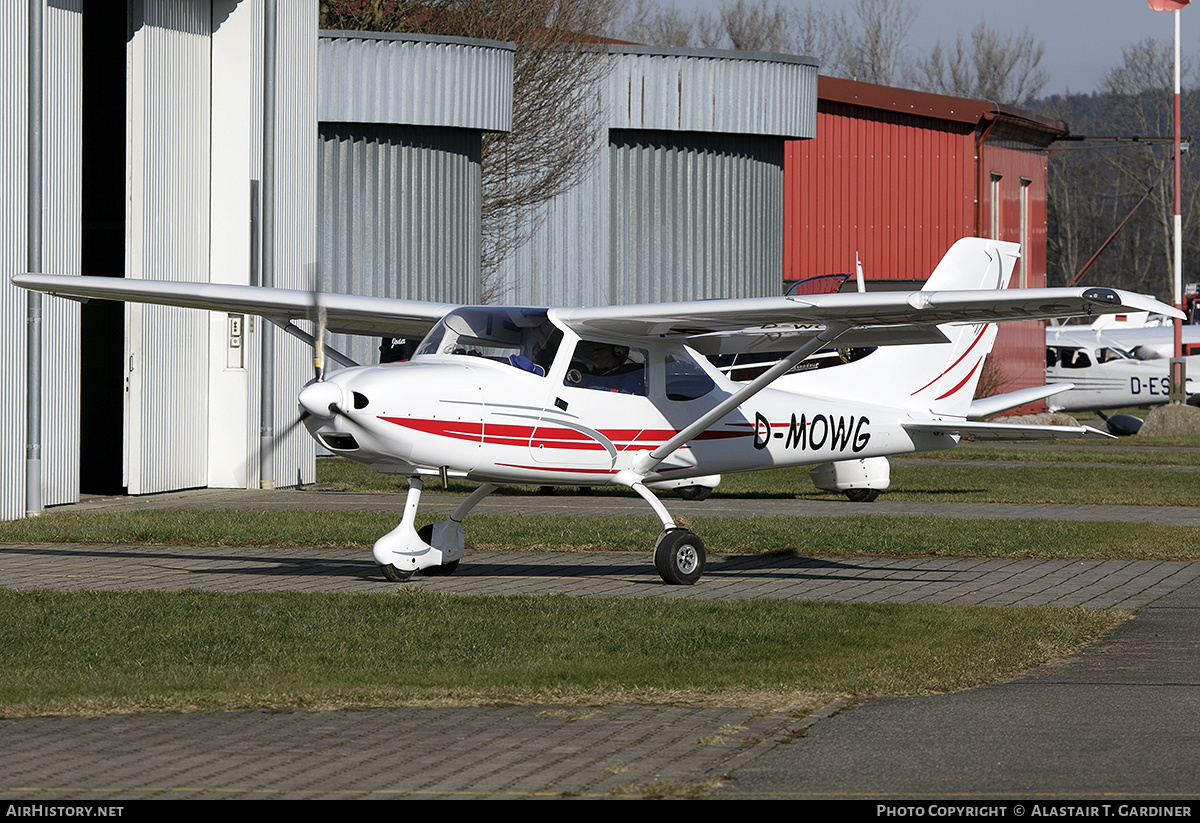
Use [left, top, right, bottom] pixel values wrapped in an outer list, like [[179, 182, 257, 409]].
[[654, 529, 706, 585], [845, 488, 880, 503], [675, 485, 713, 501], [380, 563, 414, 582]]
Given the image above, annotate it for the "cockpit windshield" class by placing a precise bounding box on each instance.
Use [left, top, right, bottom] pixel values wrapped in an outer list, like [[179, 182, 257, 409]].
[[414, 307, 562, 376]]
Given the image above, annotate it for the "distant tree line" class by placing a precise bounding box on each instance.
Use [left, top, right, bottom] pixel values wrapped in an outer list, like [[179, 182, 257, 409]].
[[1036, 53, 1200, 300]]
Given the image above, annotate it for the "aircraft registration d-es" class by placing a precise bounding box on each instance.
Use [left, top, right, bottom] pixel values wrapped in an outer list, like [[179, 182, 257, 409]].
[[13, 238, 1183, 585]]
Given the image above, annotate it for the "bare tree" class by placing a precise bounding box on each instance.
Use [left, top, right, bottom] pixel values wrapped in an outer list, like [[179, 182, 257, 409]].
[[908, 22, 1048, 107], [320, 0, 621, 299], [790, 3, 838, 69], [615, 0, 801, 54], [1040, 40, 1200, 301], [1095, 37, 1200, 297], [615, 0, 707, 47], [719, 0, 793, 52], [825, 0, 916, 86]]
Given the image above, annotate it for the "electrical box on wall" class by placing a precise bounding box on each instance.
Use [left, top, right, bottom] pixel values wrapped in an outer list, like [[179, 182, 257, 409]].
[[227, 313, 244, 369]]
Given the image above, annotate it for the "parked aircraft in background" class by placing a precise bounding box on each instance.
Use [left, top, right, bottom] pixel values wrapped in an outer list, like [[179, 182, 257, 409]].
[[1046, 316, 1199, 415], [1049, 312, 1200, 360], [14, 238, 1180, 585]]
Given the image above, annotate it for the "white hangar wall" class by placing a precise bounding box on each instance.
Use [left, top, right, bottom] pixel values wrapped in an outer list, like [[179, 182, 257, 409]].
[[1, 0, 81, 521], [122, 0, 317, 494], [126, 0, 212, 494], [0, 0, 317, 520], [493, 45, 819, 308]]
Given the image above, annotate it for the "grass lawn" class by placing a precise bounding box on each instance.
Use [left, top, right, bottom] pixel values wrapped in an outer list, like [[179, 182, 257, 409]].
[[1, 509, 1196, 561], [0, 588, 1123, 717]]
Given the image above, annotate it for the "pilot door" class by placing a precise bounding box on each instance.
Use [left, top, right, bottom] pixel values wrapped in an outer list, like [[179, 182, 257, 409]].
[[526, 339, 651, 470]]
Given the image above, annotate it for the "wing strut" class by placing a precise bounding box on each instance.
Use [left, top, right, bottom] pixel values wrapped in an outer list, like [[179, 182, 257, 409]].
[[272, 319, 360, 369], [624, 323, 851, 480]]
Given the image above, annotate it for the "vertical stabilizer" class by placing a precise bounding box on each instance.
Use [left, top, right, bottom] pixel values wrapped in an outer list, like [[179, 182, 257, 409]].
[[776, 238, 1021, 418], [911, 238, 1019, 417]]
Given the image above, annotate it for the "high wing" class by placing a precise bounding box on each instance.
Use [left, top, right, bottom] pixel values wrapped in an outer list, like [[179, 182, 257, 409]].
[[555, 287, 1181, 355], [12, 268, 1182, 354], [11, 273, 456, 339]]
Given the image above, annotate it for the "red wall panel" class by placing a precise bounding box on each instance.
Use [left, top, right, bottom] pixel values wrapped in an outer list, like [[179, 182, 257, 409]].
[[785, 103, 976, 282], [785, 100, 1055, 405]]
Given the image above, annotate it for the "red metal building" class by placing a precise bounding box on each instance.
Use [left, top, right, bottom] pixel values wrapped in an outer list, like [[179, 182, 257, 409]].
[[785, 76, 1068, 404]]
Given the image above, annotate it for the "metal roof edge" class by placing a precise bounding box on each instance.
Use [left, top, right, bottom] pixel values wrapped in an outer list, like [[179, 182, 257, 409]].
[[607, 43, 819, 68], [818, 75, 1067, 140], [319, 28, 515, 53]]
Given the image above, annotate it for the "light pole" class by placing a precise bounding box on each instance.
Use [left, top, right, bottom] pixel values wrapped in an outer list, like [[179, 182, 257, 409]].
[[1148, 0, 1191, 401]]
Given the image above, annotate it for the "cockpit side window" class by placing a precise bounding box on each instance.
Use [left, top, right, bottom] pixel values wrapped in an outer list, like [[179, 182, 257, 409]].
[[1059, 348, 1092, 369], [564, 340, 648, 395], [414, 308, 561, 377], [665, 350, 716, 401], [1095, 347, 1130, 363]]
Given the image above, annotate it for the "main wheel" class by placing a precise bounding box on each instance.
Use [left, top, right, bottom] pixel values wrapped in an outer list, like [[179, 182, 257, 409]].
[[655, 529, 706, 585], [845, 488, 880, 503], [380, 563, 414, 582], [415, 524, 459, 576], [675, 485, 713, 501]]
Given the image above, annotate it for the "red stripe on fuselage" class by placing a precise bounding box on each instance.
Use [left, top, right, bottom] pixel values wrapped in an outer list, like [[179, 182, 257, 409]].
[[380, 417, 752, 450]]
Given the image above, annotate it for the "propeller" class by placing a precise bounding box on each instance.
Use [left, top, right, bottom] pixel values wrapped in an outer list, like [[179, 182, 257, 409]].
[[261, 264, 357, 483], [310, 267, 329, 383], [298, 266, 343, 419]]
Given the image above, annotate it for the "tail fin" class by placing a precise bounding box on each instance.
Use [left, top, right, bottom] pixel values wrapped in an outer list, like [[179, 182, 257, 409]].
[[905, 238, 1019, 417], [780, 238, 1021, 418]]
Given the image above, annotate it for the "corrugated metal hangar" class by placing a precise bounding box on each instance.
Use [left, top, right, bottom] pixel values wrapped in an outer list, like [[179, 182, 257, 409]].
[[1, 2, 1061, 521], [317, 30, 515, 368], [494, 44, 819, 307], [3, 0, 317, 520]]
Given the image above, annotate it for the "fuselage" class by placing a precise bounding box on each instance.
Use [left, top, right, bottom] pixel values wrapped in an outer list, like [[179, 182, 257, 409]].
[[1045, 342, 1198, 412], [301, 308, 954, 486]]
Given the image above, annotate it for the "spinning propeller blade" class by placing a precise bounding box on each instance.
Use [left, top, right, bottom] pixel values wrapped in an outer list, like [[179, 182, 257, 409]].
[[308, 265, 328, 383]]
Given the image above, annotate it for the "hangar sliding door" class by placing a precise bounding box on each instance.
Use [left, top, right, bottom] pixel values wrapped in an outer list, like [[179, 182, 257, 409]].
[[123, 0, 211, 494]]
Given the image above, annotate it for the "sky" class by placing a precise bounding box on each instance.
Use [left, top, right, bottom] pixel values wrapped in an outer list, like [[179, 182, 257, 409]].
[[666, 0, 1196, 95]]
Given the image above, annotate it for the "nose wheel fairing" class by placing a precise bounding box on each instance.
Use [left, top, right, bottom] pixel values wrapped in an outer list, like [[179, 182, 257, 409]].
[[372, 478, 466, 575]]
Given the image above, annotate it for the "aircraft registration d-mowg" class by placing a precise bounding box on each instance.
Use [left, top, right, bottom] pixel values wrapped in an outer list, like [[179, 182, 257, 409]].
[[14, 238, 1183, 585]]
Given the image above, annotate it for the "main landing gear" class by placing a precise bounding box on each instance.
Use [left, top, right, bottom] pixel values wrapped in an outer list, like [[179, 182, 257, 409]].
[[625, 478, 707, 585], [373, 475, 709, 586], [654, 528, 706, 585]]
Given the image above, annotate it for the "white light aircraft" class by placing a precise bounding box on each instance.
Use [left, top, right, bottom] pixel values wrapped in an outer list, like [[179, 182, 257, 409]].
[[1045, 315, 1199, 413], [1045, 340, 1198, 413], [13, 238, 1183, 585]]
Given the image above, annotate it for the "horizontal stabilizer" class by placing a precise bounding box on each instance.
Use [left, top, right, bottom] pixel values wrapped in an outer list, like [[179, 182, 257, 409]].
[[967, 384, 1074, 420]]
